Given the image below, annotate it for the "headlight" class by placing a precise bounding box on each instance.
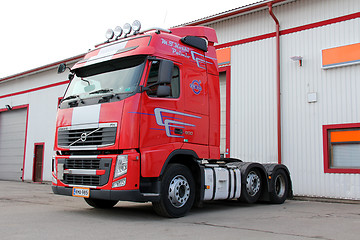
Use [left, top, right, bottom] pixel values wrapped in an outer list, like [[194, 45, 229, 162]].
[[114, 155, 128, 179]]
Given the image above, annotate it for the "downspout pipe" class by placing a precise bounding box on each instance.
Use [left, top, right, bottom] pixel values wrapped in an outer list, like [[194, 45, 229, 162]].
[[268, 3, 282, 164]]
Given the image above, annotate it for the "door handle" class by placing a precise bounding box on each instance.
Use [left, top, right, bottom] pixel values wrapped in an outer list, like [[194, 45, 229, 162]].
[[174, 128, 183, 135]]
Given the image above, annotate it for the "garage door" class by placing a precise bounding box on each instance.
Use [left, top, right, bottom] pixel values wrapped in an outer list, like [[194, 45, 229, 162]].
[[0, 108, 27, 181]]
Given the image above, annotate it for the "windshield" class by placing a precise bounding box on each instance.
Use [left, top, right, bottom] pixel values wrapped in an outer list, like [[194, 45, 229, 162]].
[[64, 56, 146, 100]]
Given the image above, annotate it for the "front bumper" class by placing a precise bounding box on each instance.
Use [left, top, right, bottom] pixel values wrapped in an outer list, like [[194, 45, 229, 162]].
[[52, 186, 160, 202]]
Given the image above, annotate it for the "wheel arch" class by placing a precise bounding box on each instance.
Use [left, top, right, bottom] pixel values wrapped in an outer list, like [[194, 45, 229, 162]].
[[262, 163, 293, 199], [159, 149, 200, 177], [231, 162, 269, 199], [159, 149, 203, 207], [235, 162, 267, 183]]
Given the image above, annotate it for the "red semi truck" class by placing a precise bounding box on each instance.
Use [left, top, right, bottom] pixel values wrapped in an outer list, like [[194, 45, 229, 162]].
[[52, 21, 292, 217]]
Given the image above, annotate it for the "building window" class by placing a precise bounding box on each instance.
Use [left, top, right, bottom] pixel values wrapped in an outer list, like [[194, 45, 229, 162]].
[[323, 123, 360, 173]]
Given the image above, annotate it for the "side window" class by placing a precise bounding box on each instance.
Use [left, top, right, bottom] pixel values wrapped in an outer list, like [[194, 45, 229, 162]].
[[146, 61, 180, 98]]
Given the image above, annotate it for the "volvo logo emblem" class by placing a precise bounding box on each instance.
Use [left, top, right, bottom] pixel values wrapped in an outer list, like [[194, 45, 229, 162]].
[[69, 127, 101, 146], [80, 133, 87, 142]]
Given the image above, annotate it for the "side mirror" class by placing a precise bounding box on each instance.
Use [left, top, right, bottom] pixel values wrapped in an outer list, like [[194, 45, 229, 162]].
[[158, 60, 173, 84], [57, 63, 67, 74], [68, 73, 75, 81], [181, 36, 208, 52], [157, 85, 171, 97]]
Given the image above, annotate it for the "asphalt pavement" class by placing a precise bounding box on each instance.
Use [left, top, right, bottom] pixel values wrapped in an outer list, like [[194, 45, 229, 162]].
[[0, 180, 359, 240]]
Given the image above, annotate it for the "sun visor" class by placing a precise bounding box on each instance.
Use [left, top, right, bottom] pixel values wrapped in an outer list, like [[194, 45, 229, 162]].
[[72, 35, 152, 70]]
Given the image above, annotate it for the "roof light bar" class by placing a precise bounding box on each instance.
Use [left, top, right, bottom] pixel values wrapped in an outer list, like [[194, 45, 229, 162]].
[[123, 23, 132, 37], [105, 29, 114, 41], [105, 20, 162, 42], [114, 26, 123, 39], [132, 20, 141, 34]]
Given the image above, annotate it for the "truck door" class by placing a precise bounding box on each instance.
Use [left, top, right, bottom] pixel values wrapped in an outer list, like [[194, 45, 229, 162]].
[[139, 59, 208, 149], [139, 60, 182, 149], [139, 59, 210, 177]]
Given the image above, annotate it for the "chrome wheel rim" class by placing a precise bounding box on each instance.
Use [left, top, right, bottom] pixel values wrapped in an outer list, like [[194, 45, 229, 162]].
[[168, 175, 190, 208], [246, 171, 260, 196]]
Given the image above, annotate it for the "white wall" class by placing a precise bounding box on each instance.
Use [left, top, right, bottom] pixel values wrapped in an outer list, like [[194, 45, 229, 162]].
[[230, 38, 278, 163], [281, 18, 360, 199], [206, 0, 360, 199], [0, 68, 69, 181]]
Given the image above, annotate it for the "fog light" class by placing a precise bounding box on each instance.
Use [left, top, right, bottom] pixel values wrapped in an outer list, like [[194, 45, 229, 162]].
[[112, 178, 126, 188], [114, 26, 123, 39], [105, 29, 114, 40], [123, 23, 132, 37], [132, 20, 141, 33]]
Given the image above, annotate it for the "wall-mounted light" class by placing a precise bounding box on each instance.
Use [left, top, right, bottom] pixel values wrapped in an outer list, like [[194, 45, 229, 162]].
[[5, 105, 12, 111], [290, 56, 303, 66]]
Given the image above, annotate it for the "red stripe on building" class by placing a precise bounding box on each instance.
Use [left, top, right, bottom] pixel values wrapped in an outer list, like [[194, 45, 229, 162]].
[[0, 80, 70, 99], [215, 12, 360, 49]]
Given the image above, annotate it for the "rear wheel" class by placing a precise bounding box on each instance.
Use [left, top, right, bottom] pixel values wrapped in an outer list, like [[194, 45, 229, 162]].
[[239, 168, 262, 203], [84, 198, 118, 208], [152, 164, 195, 218], [269, 169, 289, 204]]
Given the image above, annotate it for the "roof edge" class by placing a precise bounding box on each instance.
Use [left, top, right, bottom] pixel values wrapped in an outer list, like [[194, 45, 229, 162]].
[[0, 54, 85, 83], [182, 0, 292, 27]]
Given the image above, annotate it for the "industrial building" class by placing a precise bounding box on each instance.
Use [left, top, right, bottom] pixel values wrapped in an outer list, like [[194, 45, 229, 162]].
[[0, 0, 359, 200]]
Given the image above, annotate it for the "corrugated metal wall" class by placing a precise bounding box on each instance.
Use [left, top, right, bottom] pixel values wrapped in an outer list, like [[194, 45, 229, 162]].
[[207, 0, 360, 199], [230, 39, 278, 163], [281, 18, 360, 199]]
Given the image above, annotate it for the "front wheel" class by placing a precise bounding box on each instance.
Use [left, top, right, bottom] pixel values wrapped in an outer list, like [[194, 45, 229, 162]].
[[239, 168, 263, 203], [152, 164, 195, 218], [84, 198, 118, 208]]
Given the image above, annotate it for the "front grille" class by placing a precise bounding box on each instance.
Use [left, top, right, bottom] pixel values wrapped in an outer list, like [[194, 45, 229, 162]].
[[65, 159, 100, 169], [58, 157, 112, 187], [64, 175, 100, 186], [58, 123, 117, 149]]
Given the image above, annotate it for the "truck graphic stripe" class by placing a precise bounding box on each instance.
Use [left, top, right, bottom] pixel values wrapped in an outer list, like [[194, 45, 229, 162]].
[[154, 108, 201, 138]]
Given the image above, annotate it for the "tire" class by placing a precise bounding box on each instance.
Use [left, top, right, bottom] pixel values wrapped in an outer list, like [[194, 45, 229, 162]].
[[239, 168, 262, 203], [84, 198, 118, 209], [269, 169, 289, 204], [152, 164, 195, 218]]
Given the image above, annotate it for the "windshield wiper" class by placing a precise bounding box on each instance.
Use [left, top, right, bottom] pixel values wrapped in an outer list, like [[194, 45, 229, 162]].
[[62, 95, 80, 101], [89, 88, 114, 95], [62, 94, 84, 105]]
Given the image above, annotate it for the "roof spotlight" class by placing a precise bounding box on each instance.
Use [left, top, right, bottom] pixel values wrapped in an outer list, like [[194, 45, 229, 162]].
[[123, 23, 132, 37], [114, 26, 123, 39], [132, 20, 141, 34], [105, 29, 114, 41]]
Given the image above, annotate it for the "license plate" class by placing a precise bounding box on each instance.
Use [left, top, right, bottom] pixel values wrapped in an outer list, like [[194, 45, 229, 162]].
[[72, 187, 90, 198]]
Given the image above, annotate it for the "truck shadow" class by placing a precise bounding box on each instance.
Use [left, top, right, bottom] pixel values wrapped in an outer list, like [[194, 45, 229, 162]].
[[192, 200, 262, 214], [66, 200, 263, 220]]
